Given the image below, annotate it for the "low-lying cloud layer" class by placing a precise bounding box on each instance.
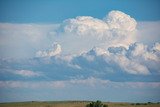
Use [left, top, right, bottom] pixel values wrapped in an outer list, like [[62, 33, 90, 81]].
[[1, 77, 160, 89]]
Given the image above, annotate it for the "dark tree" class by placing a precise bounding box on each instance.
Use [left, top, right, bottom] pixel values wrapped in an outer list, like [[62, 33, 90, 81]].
[[86, 100, 108, 107]]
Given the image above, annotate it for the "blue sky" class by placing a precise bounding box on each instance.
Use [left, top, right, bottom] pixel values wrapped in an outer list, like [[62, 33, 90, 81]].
[[0, 0, 160, 23], [0, 0, 160, 103]]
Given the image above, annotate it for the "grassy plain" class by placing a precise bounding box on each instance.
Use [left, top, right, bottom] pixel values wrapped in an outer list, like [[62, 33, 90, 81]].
[[0, 101, 160, 107]]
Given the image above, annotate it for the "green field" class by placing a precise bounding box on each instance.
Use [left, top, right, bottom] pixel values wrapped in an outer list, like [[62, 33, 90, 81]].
[[0, 101, 160, 107]]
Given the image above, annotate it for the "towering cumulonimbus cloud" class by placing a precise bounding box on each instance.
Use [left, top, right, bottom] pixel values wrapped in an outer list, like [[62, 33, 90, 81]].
[[0, 10, 139, 59], [32, 11, 160, 76], [0, 10, 159, 81], [62, 16, 109, 37], [59, 10, 137, 48], [104, 10, 137, 31], [62, 10, 137, 35], [0, 8, 160, 103]]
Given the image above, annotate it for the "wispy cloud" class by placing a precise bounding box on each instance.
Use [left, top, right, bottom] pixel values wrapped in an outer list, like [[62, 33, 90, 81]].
[[0, 77, 160, 89], [14, 70, 42, 77]]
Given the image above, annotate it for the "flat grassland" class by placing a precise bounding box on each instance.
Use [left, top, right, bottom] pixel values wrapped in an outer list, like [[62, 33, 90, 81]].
[[0, 101, 160, 107]]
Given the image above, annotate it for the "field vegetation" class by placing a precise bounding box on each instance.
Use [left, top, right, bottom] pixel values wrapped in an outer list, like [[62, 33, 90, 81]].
[[0, 101, 160, 107]]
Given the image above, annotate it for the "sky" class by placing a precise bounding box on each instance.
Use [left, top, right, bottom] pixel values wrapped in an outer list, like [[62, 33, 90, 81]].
[[0, 0, 160, 103], [0, 0, 160, 23]]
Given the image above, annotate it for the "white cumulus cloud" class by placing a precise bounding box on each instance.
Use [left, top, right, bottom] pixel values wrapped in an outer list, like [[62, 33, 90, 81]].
[[36, 43, 62, 57], [70, 42, 160, 75]]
